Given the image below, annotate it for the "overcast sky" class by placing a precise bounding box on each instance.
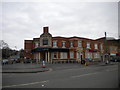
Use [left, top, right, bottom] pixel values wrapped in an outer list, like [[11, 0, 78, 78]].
[[1, 0, 118, 50]]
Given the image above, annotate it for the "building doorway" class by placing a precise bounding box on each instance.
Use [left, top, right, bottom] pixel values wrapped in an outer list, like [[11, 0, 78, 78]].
[[40, 52, 46, 61], [81, 55, 83, 60]]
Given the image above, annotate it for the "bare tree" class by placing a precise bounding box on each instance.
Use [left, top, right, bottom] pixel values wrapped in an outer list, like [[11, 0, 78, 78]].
[[0, 40, 9, 49]]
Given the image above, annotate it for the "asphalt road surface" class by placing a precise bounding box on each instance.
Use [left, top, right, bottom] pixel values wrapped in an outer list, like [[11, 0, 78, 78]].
[[2, 63, 119, 88]]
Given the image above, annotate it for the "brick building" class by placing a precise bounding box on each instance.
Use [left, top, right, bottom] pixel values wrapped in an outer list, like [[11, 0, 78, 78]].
[[24, 27, 119, 63], [96, 37, 120, 61]]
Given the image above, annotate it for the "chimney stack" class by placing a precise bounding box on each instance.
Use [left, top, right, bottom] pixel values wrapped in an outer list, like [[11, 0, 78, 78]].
[[43, 27, 49, 33]]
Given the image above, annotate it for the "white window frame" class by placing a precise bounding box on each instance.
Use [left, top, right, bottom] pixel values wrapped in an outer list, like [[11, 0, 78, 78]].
[[52, 52, 58, 59], [60, 52, 67, 59], [94, 44, 98, 49], [86, 52, 92, 59], [35, 42, 39, 48], [78, 41, 82, 48], [53, 41, 57, 47], [87, 42, 90, 49], [77, 52, 80, 59], [94, 53, 97, 58], [94, 53, 100, 58], [70, 51, 74, 58], [62, 41, 66, 48], [43, 39, 48, 45], [70, 42, 73, 47]]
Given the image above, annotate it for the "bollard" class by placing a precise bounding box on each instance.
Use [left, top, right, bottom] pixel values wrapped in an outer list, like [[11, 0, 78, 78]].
[[85, 62, 88, 66], [41, 61, 46, 68]]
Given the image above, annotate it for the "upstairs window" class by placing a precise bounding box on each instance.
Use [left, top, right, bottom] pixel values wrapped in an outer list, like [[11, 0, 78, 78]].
[[35, 43, 39, 48], [53, 41, 57, 47], [94, 44, 98, 49], [70, 42, 73, 47], [78, 41, 82, 47], [62, 42, 66, 47], [87, 42, 90, 49], [43, 39, 48, 45]]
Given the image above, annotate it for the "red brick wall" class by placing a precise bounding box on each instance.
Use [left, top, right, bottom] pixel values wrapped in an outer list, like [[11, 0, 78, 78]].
[[24, 40, 33, 59], [52, 37, 103, 59], [25, 35, 105, 60]]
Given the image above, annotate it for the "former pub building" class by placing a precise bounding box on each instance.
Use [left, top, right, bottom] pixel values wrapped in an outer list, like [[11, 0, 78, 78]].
[[24, 27, 106, 63]]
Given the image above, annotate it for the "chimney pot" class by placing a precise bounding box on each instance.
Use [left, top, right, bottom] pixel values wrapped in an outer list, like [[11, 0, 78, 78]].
[[43, 27, 49, 33]]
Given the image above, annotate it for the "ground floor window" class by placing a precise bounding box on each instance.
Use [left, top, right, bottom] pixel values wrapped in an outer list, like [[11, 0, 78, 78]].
[[34, 53, 38, 60], [86, 52, 92, 59], [52, 52, 58, 59], [70, 51, 74, 58], [60, 52, 67, 59], [77, 52, 81, 59], [94, 53, 100, 58]]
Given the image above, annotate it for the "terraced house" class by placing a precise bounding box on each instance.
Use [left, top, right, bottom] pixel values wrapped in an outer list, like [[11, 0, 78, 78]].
[[24, 27, 119, 63]]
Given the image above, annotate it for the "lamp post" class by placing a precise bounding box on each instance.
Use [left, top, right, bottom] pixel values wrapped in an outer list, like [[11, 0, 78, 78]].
[[104, 32, 107, 64], [105, 32, 110, 64]]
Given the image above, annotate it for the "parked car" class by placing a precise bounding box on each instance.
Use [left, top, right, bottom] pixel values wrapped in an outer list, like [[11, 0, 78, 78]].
[[110, 59, 120, 62], [14, 58, 20, 63], [15, 58, 21, 63], [24, 58, 31, 63], [9, 58, 15, 64], [31, 59, 36, 63], [2, 59, 8, 65]]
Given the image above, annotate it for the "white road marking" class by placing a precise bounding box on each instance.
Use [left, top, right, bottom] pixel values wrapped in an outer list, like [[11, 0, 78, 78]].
[[71, 72, 100, 78], [55, 66, 79, 69], [71, 68, 117, 78], [42, 84, 45, 87], [60, 67, 87, 71], [3, 80, 49, 88]]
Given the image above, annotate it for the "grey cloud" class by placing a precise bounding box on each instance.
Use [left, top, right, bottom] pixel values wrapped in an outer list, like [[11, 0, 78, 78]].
[[2, 2, 118, 49]]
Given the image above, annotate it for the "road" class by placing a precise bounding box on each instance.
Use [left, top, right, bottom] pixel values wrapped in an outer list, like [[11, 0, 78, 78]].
[[2, 63, 119, 88]]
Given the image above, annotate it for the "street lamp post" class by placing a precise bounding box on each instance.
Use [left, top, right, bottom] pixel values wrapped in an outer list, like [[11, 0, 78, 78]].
[[104, 32, 107, 64]]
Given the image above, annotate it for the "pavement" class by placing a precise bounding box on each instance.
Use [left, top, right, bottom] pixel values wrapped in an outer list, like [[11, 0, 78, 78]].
[[1, 62, 118, 73], [2, 63, 50, 73]]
